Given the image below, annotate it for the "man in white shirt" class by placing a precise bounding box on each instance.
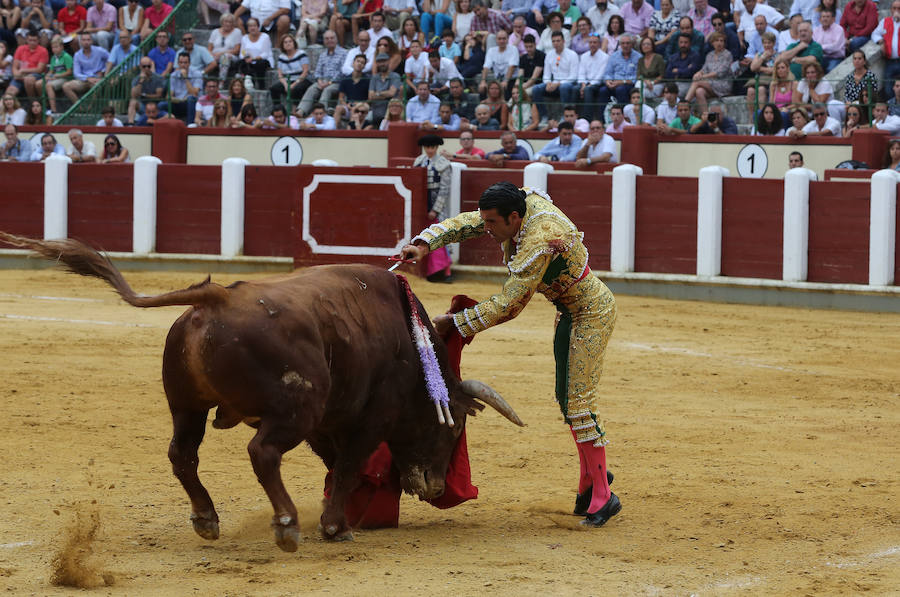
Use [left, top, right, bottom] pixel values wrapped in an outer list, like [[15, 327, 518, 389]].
[[587, 0, 620, 36], [791, 103, 840, 137], [532, 30, 579, 120], [872, 0, 900, 96], [427, 50, 462, 92], [405, 39, 430, 86], [245, 0, 291, 41], [382, 0, 419, 31], [870, 102, 900, 134], [789, 0, 819, 22], [341, 31, 374, 76], [741, 14, 782, 70], [406, 80, 442, 123], [737, 0, 785, 47], [66, 128, 97, 163], [480, 29, 519, 95], [655, 82, 680, 123], [578, 33, 608, 108], [575, 120, 617, 168], [367, 12, 393, 45], [813, 8, 845, 72], [777, 13, 802, 52], [300, 102, 337, 129]]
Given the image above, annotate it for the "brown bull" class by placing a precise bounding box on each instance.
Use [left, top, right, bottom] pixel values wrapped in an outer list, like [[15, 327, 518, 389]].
[[1, 233, 523, 552]]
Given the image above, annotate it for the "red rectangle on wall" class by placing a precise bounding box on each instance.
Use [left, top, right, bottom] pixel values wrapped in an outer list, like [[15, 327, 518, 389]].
[[244, 166, 298, 257], [635, 176, 697, 274], [156, 165, 221, 254], [808, 181, 869, 284], [458, 169, 523, 266], [546, 172, 612, 271], [0, 162, 44, 242], [68, 164, 134, 252], [721, 178, 784, 280]]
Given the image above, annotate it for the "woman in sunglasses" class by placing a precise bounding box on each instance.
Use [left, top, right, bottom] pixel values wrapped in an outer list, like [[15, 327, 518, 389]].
[[98, 134, 130, 163], [346, 101, 373, 130]]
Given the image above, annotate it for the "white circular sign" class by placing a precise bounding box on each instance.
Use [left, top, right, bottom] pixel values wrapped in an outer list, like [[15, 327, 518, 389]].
[[516, 139, 534, 159], [271, 136, 302, 166], [736, 143, 768, 178]]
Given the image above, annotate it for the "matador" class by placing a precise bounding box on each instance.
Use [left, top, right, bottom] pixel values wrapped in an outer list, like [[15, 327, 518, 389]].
[[400, 181, 620, 527]]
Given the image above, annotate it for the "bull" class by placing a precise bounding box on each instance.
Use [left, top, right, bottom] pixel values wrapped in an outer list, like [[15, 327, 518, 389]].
[[0, 233, 523, 552]]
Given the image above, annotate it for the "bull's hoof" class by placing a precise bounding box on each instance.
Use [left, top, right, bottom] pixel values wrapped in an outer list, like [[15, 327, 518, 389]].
[[272, 515, 300, 553], [189, 511, 220, 541], [319, 522, 353, 541]]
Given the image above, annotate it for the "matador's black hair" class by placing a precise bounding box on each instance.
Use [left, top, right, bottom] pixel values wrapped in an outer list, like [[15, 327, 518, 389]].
[[478, 181, 527, 220]]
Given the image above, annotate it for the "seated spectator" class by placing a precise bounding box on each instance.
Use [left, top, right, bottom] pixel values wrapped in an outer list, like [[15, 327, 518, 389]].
[[148, 31, 176, 76], [179, 32, 216, 77], [0, 41, 11, 90], [784, 107, 809, 136], [791, 103, 840, 137], [30, 132, 65, 161], [334, 54, 371, 123], [423, 101, 461, 130], [576, 33, 606, 119], [55, 0, 87, 51], [540, 12, 572, 54], [737, 0, 784, 49], [623, 87, 654, 124], [405, 39, 430, 88], [507, 84, 539, 130], [207, 97, 232, 127], [593, 34, 639, 121], [813, 7, 844, 72], [447, 77, 478, 123], [470, 0, 512, 50], [299, 30, 346, 116], [684, 31, 730, 113], [85, 0, 115, 50], [137, 100, 168, 125], [469, 102, 500, 130], [779, 21, 823, 81], [745, 31, 776, 121], [842, 50, 876, 105], [197, 0, 229, 27], [35, 35, 70, 114], [298, 0, 330, 48], [368, 52, 401, 124], [649, 0, 679, 52], [870, 102, 900, 134], [692, 101, 737, 134], [118, 0, 143, 45], [570, 17, 594, 55], [778, 13, 803, 53], [0, 94, 25, 125], [127, 58, 165, 125], [382, 0, 418, 35], [262, 103, 301, 129], [635, 35, 664, 98], [398, 16, 425, 54], [271, 35, 311, 110], [546, 103, 589, 132], [162, 52, 202, 124], [15, 0, 55, 49], [238, 18, 273, 89], [602, 14, 624, 54], [208, 13, 242, 83], [230, 102, 260, 128], [351, 8, 386, 49], [1, 124, 34, 162], [574, 120, 616, 168], [794, 61, 842, 122], [194, 80, 224, 125], [483, 80, 508, 128], [885, 139, 900, 170], [342, 31, 374, 81], [365, 10, 393, 45], [9, 29, 48, 99], [439, 28, 462, 63], [98, 133, 129, 163], [753, 102, 785, 135], [842, 103, 865, 137], [533, 30, 579, 121], [536, 120, 582, 162], [140, 0, 172, 41], [420, 0, 453, 43], [769, 58, 796, 120], [343, 101, 374, 129], [106, 30, 139, 76], [97, 105, 123, 127], [301, 102, 337, 130], [328, 0, 358, 48], [840, 0, 878, 55], [479, 28, 518, 96], [518, 34, 545, 99], [23, 99, 47, 125], [458, 32, 486, 85], [888, 80, 900, 117], [509, 15, 538, 55], [235, 0, 291, 45], [605, 102, 630, 132], [428, 50, 463, 95], [666, 16, 704, 60], [407, 80, 442, 123], [228, 76, 252, 116], [379, 98, 406, 130], [656, 100, 701, 134], [655, 82, 679, 124], [687, 0, 714, 37], [65, 128, 96, 162], [486, 130, 529, 164], [62, 33, 108, 104], [740, 14, 782, 74], [872, 1, 900, 96], [813, 0, 841, 28], [791, 0, 820, 23], [375, 35, 404, 75], [443, 129, 484, 159], [706, 11, 741, 61]]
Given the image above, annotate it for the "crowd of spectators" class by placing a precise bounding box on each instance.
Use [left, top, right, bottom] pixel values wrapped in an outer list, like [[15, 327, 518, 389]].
[[3, 0, 900, 157]]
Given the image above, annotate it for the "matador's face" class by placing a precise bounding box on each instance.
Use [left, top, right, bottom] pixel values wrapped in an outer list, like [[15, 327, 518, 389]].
[[480, 208, 522, 244]]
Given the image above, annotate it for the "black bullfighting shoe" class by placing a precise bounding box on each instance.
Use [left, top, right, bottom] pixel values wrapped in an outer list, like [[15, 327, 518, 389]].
[[573, 470, 614, 516], [580, 492, 621, 528]]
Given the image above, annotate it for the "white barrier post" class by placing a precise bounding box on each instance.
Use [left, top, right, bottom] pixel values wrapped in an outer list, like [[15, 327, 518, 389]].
[[782, 167, 817, 282], [43, 154, 72, 240], [447, 161, 468, 263], [133, 156, 162, 254], [869, 169, 899, 286], [221, 157, 249, 257], [610, 164, 642, 273], [523, 161, 553, 191], [696, 166, 729, 277]]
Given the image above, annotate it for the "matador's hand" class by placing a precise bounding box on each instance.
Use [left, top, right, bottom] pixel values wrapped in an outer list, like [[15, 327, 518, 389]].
[[399, 242, 429, 261], [432, 313, 453, 336]]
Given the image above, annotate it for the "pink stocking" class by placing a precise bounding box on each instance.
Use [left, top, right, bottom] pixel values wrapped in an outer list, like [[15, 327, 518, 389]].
[[570, 428, 591, 494], [577, 442, 611, 514]]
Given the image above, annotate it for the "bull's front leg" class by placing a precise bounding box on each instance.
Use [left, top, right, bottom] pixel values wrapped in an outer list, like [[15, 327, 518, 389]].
[[168, 409, 219, 541], [247, 421, 303, 552], [320, 456, 364, 542]]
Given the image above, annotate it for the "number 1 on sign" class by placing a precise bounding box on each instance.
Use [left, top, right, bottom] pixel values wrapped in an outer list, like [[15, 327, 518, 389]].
[[736, 144, 767, 178], [270, 137, 303, 166]]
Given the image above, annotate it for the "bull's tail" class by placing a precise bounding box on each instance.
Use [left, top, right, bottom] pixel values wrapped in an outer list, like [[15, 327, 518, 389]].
[[0, 232, 228, 308]]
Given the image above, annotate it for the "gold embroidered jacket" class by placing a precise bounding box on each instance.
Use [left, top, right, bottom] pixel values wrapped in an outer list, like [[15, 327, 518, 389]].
[[412, 189, 592, 338]]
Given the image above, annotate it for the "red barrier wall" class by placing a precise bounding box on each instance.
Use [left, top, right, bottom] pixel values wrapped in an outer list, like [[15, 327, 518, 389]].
[[68, 164, 134, 251], [156, 165, 222, 254], [634, 176, 698, 274], [0, 162, 44, 244], [457, 168, 523, 266], [721, 178, 785, 280], [244, 166, 299, 257], [808, 181, 870, 284], [547, 172, 613, 271], [896, 200, 900, 285]]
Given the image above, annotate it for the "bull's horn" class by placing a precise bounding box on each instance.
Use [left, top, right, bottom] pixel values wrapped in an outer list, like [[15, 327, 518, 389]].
[[459, 380, 525, 427]]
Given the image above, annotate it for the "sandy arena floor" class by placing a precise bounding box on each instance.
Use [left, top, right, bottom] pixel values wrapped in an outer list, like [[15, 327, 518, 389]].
[[0, 266, 898, 596]]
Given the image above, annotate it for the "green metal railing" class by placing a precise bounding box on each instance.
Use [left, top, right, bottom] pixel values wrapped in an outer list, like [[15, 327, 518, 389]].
[[56, 0, 199, 125]]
